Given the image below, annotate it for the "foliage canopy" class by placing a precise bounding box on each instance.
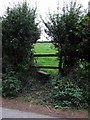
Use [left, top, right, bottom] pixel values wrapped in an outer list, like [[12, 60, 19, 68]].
[[43, 1, 90, 75], [2, 2, 40, 72], [2, 2, 40, 97]]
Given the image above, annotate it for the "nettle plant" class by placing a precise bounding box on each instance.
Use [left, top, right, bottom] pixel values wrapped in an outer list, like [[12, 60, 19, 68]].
[[2, 72, 21, 97], [50, 77, 88, 108]]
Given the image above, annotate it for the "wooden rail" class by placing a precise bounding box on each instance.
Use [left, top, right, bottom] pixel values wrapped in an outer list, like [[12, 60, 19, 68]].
[[37, 41, 52, 43], [33, 66, 59, 69], [33, 41, 59, 70], [34, 54, 57, 57]]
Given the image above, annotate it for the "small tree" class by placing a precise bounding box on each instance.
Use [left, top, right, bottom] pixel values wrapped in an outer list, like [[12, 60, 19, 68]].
[[43, 1, 84, 76], [2, 2, 40, 73]]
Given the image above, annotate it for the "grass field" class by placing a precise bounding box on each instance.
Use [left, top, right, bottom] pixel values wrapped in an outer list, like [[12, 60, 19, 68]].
[[33, 43, 59, 75]]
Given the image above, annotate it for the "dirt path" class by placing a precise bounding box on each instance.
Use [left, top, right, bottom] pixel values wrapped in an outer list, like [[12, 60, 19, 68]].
[[1, 98, 88, 118]]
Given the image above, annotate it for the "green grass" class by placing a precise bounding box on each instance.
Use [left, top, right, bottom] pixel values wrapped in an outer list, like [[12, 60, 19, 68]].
[[33, 43, 58, 75], [33, 43, 57, 54]]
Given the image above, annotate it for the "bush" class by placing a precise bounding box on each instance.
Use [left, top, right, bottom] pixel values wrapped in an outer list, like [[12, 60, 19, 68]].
[[2, 71, 20, 97], [2, 1, 40, 72], [50, 77, 88, 108], [43, 1, 82, 74], [2, 2, 40, 97], [43, 0, 90, 76]]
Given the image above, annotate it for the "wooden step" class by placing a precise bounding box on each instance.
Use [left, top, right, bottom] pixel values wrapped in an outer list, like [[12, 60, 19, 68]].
[[37, 71, 51, 83], [37, 70, 50, 76]]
